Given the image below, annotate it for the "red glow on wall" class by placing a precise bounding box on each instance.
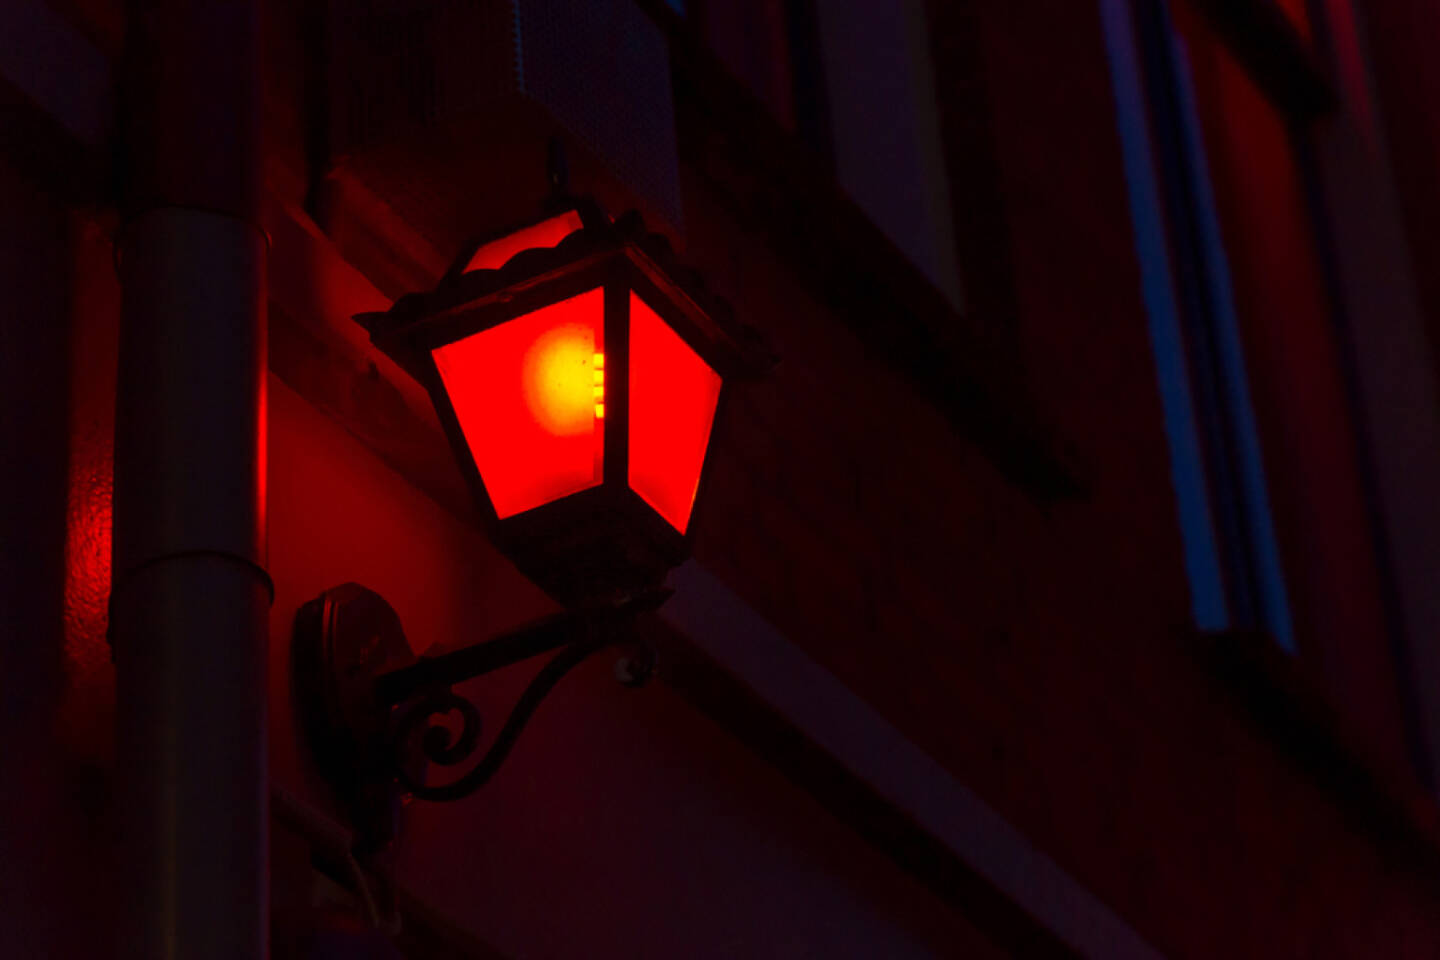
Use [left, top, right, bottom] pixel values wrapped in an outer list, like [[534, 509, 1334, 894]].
[[628, 294, 721, 533], [65, 452, 113, 681], [461, 211, 585, 274], [60, 217, 121, 756], [434, 288, 605, 517], [1274, 0, 1312, 42]]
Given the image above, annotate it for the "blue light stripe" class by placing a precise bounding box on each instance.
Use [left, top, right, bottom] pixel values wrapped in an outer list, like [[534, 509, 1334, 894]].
[[1099, 0, 1230, 631], [1164, 29, 1296, 650]]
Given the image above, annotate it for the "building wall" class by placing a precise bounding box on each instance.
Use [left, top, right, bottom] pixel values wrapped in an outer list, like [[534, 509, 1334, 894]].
[[265, 376, 999, 959], [0, 123, 999, 960], [0, 153, 119, 959], [0, 152, 1000, 960], [6, 0, 1440, 956], [675, 1, 1440, 957], [1361, 0, 1440, 389]]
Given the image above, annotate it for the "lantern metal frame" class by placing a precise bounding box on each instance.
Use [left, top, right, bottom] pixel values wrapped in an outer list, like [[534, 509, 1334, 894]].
[[358, 199, 760, 607], [295, 200, 771, 859]]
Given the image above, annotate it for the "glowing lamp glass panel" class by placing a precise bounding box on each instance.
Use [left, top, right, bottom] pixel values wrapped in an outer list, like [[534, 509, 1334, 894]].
[[461, 211, 584, 274], [628, 293, 722, 533], [433, 288, 605, 518]]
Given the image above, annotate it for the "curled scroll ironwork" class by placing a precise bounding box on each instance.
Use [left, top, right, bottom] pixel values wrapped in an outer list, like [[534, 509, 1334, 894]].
[[393, 691, 483, 770], [388, 633, 608, 803]]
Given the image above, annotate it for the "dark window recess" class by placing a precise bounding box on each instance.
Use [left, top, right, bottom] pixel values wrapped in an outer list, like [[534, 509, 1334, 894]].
[[782, 0, 833, 163], [692, 0, 832, 164], [1129, 0, 1425, 778]]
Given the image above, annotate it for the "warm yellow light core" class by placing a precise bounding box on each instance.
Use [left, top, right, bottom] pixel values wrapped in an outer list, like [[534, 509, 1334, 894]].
[[523, 325, 599, 434]]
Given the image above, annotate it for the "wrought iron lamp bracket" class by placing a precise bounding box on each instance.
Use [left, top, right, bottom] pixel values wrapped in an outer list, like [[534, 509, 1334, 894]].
[[294, 583, 666, 817]]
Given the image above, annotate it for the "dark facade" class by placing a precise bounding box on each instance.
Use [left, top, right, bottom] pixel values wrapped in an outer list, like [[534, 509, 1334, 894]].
[[5, 0, 1440, 956]]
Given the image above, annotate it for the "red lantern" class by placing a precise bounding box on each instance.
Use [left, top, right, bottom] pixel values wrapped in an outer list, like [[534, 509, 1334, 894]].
[[359, 202, 756, 605]]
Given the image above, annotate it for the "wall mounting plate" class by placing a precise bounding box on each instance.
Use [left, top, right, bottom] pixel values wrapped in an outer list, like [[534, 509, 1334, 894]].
[[293, 583, 418, 859]]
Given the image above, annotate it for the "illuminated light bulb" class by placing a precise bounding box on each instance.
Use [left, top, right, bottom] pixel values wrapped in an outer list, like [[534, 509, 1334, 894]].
[[595, 403, 605, 419], [523, 323, 597, 436]]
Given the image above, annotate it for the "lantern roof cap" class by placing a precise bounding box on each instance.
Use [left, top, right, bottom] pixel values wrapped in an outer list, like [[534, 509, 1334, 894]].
[[356, 201, 776, 379]]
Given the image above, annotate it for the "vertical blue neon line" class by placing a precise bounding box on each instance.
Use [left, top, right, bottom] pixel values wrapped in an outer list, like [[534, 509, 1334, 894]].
[[1164, 29, 1297, 651], [1098, 0, 1229, 630]]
